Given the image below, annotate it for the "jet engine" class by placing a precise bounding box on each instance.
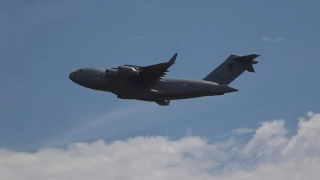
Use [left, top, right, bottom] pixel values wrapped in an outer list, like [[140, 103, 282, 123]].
[[105, 68, 118, 77], [117, 66, 139, 76]]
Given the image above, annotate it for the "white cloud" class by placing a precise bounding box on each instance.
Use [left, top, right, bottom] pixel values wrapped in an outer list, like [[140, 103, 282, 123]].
[[261, 36, 285, 43], [243, 120, 288, 158], [1, 111, 320, 180]]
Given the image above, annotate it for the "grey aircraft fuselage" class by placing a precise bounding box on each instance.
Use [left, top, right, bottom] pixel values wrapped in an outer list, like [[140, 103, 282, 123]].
[[69, 53, 260, 105], [69, 68, 237, 101]]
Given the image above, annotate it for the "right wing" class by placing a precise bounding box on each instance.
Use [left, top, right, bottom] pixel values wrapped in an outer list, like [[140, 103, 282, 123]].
[[124, 53, 178, 84]]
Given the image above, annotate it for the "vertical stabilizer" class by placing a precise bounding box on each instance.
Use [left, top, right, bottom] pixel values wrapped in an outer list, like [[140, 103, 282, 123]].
[[203, 54, 260, 85]]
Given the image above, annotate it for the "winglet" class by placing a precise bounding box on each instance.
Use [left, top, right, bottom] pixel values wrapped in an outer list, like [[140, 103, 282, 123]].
[[168, 53, 178, 64]]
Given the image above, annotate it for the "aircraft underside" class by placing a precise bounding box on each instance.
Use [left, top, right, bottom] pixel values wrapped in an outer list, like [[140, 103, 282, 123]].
[[114, 91, 225, 106], [114, 90, 224, 101]]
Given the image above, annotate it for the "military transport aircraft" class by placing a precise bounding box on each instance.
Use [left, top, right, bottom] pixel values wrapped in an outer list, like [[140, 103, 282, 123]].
[[69, 53, 260, 106]]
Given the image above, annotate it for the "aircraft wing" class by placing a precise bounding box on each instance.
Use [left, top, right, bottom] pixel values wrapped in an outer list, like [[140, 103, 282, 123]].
[[125, 53, 178, 83]]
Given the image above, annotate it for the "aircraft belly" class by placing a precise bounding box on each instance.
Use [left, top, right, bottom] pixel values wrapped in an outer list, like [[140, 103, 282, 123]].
[[96, 78, 224, 101], [161, 92, 224, 100], [99, 79, 157, 101], [152, 81, 224, 100]]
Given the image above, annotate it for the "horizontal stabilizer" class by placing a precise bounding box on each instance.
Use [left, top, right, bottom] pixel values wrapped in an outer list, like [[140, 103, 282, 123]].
[[233, 54, 259, 73], [233, 54, 260, 61], [233, 54, 259, 65]]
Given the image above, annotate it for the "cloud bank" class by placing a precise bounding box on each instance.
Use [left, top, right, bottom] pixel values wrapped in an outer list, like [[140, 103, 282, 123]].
[[1, 111, 320, 180]]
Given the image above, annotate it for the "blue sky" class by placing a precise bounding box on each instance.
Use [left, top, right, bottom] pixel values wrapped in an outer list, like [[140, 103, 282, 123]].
[[1, 0, 320, 153]]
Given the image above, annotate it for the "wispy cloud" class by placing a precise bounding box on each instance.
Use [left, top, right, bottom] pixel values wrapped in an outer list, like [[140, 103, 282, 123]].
[[44, 102, 161, 147], [186, 127, 193, 136], [216, 127, 255, 138], [261, 36, 285, 43], [231, 127, 255, 135], [2, 111, 320, 179]]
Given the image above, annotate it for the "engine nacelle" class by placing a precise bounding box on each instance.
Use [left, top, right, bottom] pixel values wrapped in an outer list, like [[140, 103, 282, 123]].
[[117, 66, 139, 76], [105, 68, 118, 77]]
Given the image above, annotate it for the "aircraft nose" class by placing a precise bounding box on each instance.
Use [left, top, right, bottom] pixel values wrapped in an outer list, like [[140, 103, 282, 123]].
[[69, 72, 75, 82]]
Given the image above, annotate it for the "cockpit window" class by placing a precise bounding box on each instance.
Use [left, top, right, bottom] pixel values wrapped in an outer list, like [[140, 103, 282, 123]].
[[77, 69, 82, 72]]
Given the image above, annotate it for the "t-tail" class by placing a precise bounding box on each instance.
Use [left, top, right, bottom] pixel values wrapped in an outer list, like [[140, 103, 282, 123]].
[[203, 54, 260, 85]]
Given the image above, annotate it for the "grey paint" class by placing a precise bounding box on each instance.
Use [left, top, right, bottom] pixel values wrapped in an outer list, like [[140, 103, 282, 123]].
[[69, 53, 260, 106]]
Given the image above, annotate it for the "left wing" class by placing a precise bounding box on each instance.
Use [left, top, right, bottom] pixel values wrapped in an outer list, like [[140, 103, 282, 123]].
[[125, 53, 178, 83]]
